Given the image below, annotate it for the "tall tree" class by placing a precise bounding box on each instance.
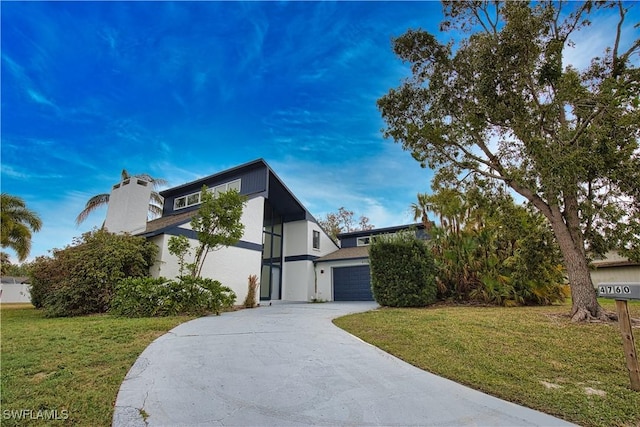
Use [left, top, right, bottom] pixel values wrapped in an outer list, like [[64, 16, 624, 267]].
[[75, 169, 167, 226], [378, 1, 639, 321], [1, 194, 43, 262], [318, 207, 375, 241]]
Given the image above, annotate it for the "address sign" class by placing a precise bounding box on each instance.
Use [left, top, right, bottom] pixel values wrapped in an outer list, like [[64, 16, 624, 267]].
[[597, 282, 640, 300]]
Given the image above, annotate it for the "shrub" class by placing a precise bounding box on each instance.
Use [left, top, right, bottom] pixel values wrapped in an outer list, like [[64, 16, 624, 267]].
[[109, 277, 170, 317], [179, 276, 236, 315], [111, 276, 236, 317], [369, 231, 437, 307], [29, 229, 158, 317], [29, 255, 67, 309], [424, 184, 566, 306], [243, 274, 259, 308]]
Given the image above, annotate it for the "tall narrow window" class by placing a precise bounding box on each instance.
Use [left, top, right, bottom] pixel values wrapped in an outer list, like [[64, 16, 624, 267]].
[[261, 201, 283, 301], [313, 230, 320, 250]]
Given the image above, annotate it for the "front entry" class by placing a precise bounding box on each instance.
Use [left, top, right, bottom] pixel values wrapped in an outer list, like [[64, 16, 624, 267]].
[[261, 200, 283, 301]]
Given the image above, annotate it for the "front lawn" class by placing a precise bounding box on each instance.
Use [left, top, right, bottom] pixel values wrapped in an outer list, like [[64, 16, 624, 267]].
[[0, 304, 194, 426], [334, 299, 640, 427]]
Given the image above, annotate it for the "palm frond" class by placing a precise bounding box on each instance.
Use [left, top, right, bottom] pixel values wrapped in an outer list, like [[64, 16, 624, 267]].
[[1, 193, 42, 232], [150, 191, 164, 207], [148, 203, 164, 219], [75, 194, 110, 226]]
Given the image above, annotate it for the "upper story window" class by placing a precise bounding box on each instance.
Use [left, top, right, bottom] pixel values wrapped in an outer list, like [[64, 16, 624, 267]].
[[312, 230, 320, 250], [356, 236, 371, 246], [173, 179, 241, 211], [212, 179, 241, 197]]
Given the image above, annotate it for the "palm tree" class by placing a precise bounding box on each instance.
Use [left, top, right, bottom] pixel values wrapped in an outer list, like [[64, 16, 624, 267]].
[[1, 194, 43, 262], [411, 193, 432, 230], [1, 251, 11, 275], [75, 169, 167, 226]]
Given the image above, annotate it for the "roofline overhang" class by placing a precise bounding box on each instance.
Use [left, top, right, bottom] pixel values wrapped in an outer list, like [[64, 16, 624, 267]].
[[338, 223, 425, 239]]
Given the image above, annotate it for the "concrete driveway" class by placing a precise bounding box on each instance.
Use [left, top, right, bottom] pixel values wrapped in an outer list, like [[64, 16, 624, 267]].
[[113, 302, 574, 426]]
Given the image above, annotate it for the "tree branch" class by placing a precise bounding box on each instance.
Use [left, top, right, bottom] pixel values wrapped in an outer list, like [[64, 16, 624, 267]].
[[567, 105, 606, 147]]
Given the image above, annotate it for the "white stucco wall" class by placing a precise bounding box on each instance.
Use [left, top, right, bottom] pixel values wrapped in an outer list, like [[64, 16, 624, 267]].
[[282, 262, 315, 301], [591, 266, 640, 286], [198, 246, 262, 303], [241, 197, 265, 246], [0, 283, 31, 303], [282, 220, 338, 301], [149, 196, 265, 304], [315, 258, 370, 301], [149, 235, 167, 278], [283, 220, 336, 257], [590, 251, 640, 286]]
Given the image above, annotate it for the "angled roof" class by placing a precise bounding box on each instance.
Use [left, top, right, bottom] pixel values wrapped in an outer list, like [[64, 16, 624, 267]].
[[315, 246, 369, 263], [139, 159, 327, 238], [142, 210, 194, 237], [337, 223, 425, 239], [0, 276, 30, 284]]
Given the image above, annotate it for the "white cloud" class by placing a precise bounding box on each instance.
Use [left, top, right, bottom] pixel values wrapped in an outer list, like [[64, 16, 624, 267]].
[[563, 5, 639, 70], [270, 141, 431, 229]]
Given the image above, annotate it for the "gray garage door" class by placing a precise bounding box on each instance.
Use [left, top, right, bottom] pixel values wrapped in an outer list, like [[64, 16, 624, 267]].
[[333, 266, 373, 301]]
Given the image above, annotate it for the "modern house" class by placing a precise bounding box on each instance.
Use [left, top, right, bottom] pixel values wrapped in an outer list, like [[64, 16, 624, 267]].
[[104, 158, 637, 305], [106, 159, 339, 304]]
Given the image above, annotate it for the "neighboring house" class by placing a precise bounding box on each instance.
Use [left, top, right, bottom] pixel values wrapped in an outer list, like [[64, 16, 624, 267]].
[[314, 224, 426, 301], [590, 251, 640, 286], [0, 276, 31, 303], [105, 159, 338, 304]]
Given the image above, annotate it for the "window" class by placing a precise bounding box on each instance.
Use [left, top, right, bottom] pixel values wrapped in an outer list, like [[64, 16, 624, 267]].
[[227, 179, 241, 192], [313, 230, 320, 250], [212, 179, 242, 197], [186, 193, 200, 206], [173, 190, 203, 210], [357, 236, 371, 246], [173, 179, 241, 211], [174, 196, 187, 210]]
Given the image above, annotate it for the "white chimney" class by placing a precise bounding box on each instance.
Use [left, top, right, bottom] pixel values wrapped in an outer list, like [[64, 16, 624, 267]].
[[104, 178, 153, 235]]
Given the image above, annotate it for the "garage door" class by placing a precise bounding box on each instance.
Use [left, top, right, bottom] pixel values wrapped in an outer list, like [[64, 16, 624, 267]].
[[333, 266, 373, 301]]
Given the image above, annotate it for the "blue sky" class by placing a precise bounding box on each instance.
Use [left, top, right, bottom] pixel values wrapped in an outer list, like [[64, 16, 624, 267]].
[[1, 1, 637, 262]]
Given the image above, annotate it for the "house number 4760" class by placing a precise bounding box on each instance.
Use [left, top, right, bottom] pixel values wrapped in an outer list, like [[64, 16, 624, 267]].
[[599, 285, 631, 294]]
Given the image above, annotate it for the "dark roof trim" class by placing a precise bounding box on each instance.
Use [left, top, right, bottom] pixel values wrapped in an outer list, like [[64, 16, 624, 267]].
[[591, 260, 640, 268], [285, 255, 320, 262], [0, 276, 30, 284], [338, 223, 425, 239], [149, 226, 262, 252]]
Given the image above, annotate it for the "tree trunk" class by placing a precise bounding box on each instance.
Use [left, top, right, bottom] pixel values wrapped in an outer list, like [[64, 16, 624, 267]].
[[548, 212, 612, 322]]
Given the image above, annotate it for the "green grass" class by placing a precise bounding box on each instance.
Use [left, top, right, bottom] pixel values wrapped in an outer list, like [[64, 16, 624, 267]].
[[0, 304, 194, 426], [334, 299, 640, 427]]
